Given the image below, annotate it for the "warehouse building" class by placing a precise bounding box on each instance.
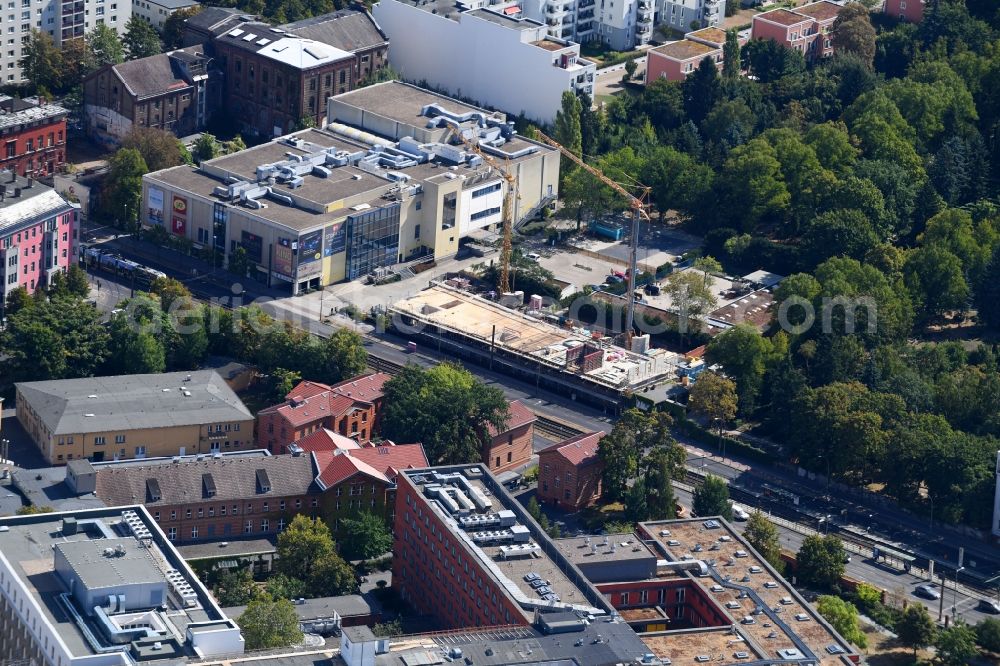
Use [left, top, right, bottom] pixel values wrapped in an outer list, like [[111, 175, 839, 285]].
[[141, 82, 558, 293]]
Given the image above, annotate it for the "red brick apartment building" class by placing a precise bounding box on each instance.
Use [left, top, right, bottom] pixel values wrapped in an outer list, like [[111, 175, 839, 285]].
[[646, 27, 728, 83], [256, 372, 390, 453], [536, 431, 605, 510], [484, 400, 536, 476], [884, 0, 923, 22], [80, 443, 426, 542], [0, 97, 68, 178], [751, 0, 844, 63]]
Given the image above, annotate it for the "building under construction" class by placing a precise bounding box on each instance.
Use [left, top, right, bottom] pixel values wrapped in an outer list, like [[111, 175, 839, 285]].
[[389, 282, 681, 409]]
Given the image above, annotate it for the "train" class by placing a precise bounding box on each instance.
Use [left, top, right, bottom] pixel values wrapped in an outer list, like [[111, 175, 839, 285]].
[[79, 245, 167, 289]]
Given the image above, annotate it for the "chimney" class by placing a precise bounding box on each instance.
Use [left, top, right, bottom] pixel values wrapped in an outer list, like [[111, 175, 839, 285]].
[[25, 177, 32, 188]]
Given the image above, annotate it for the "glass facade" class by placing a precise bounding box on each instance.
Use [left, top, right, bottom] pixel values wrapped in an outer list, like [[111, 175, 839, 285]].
[[346, 203, 401, 280]]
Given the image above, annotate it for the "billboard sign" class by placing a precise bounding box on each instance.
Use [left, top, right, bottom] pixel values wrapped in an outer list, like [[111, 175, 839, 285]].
[[300, 230, 322, 264], [171, 195, 187, 236], [273, 238, 294, 277], [148, 188, 164, 225], [241, 231, 263, 263], [324, 222, 346, 256]]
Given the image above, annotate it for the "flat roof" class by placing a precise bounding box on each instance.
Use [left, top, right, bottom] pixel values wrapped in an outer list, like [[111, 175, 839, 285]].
[[554, 533, 657, 564], [642, 627, 765, 663], [0, 506, 234, 660], [755, 7, 811, 26], [794, 0, 843, 21], [16, 370, 252, 436], [640, 518, 856, 665], [0, 172, 74, 235], [176, 536, 278, 560], [465, 7, 534, 29], [649, 39, 718, 61], [224, 594, 373, 621], [687, 26, 727, 45], [332, 81, 499, 129]]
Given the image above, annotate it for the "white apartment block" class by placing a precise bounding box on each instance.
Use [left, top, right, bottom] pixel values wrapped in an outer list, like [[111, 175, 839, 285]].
[[0, 0, 130, 85], [658, 0, 722, 33], [519, 0, 652, 50], [131, 0, 197, 31], [373, 0, 596, 123]]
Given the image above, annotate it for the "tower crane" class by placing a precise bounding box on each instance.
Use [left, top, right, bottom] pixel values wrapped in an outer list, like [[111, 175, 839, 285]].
[[532, 129, 650, 344], [448, 128, 517, 294]]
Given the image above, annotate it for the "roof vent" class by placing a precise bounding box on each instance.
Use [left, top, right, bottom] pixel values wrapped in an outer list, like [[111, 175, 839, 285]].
[[84, 413, 95, 418]]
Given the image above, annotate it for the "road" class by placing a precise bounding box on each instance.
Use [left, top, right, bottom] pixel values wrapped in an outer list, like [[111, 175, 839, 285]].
[[80, 228, 1000, 620]]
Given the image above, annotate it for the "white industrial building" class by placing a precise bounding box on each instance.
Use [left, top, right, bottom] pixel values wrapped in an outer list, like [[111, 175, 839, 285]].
[[0, 0, 131, 84], [373, 0, 596, 123]]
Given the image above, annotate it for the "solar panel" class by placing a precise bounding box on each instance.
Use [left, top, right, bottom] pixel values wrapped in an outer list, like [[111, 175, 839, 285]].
[[242, 33, 258, 41], [228, 28, 244, 37], [256, 38, 270, 45]]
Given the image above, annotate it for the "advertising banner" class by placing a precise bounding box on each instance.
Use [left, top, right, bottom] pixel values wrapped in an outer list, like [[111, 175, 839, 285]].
[[299, 230, 322, 264], [324, 222, 346, 256], [171, 217, 186, 235], [273, 238, 294, 277], [148, 188, 164, 225], [241, 231, 263, 263], [171, 195, 187, 236]]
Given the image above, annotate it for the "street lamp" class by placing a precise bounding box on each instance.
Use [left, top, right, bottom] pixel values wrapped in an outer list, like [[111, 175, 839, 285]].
[[952, 566, 965, 621]]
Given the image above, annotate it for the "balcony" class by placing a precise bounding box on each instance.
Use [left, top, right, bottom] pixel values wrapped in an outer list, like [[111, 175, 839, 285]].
[[577, 21, 595, 34], [578, 9, 594, 19], [638, 14, 652, 25], [578, 0, 594, 7]]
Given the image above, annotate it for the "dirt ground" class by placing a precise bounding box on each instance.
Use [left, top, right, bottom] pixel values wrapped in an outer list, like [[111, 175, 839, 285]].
[[863, 626, 933, 666], [66, 138, 112, 171]]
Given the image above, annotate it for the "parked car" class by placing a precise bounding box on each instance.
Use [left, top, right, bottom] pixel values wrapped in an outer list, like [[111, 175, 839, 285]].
[[914, 584, 941, 600], [526, 252, 541, 261], [732, 505, 749, 522]]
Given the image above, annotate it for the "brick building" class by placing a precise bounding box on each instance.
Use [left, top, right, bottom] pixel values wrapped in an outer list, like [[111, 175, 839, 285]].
[[256, 372, 390, 453], [750, 0, 844, 63], [645, 27, 744, 83], [0, 97, 68, 177], [83, 47, 221, 146], [536, 431, 604, 510], [884, 0, 923, 22], [484, 400, 536, 476], [207, 9, 388, 137], [0, 171, 77, 304]]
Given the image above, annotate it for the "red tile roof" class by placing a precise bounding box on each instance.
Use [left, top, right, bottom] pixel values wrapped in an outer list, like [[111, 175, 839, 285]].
[[313, 443, 428, 488], [262, 373, 390, 430], [329, 372, 390, 404], [287, 380, 334, 401], [488, 400, 537, 437], [539, 431, 605, 467]]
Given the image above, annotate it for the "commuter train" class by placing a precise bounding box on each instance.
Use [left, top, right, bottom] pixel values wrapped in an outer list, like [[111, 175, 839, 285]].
[[79, 245, 167, 288]]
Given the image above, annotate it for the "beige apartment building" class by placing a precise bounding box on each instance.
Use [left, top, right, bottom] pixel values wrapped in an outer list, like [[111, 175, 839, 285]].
[[16, 370, 254, 465]]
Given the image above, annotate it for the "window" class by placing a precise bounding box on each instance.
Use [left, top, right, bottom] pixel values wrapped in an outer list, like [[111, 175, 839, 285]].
[[185, 509, 192, 519], [191, 526, 198, 538], [94, 436, 106, 445], [470, 207, 501, 222], [170, 510, 177, 520], [135, 446, 146, 457], [277, 518, 285, 531], [115, 434, 125, 443], [167, 527, 176, 540], [472, 182, 501, 198], [244, 520, 253, 533], [280, 500, 286, 510], [414, 224, 420, 239], [197, 508, 203, 518], [154, 511, 160, 521], [295, 499, 302, 509], [220, 505, 226, 516], [262, 502, 268, 512], [261, 519, 269, 532], [339, 70, 346, 84]]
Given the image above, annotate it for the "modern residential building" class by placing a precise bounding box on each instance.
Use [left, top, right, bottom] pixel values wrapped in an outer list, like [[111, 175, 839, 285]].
[[391, 464, 860, 665], [884, 0, 923, 22], [15, 370, 255, 464], [645, 27, 727, 82], [256, 372, 390, 453], [657, 0, 723, 32], [0, 96, 68, 177], [0, 170, 77, 302], [536, 430, 604, 509], [141, 82, 559, 293], [750, 0, 844, 62], [83, 46, 221, 146], [372, 0, 595, 123], [206, 8, 389, 136], [0, 506, 243, 666], [0, 0, 131, 85], [484, 399, 536, 476], [131, 0, 199, 31]]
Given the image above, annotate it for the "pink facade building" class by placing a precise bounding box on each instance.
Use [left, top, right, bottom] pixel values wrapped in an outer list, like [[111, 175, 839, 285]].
[[751, 0, 843, 63], [0, 171, 77, 305], [884, 0, 923, 23], [645, 27, 745, 83]]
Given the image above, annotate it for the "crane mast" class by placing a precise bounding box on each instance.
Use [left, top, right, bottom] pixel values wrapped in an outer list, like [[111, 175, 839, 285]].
[[532, 129, 649, 344]]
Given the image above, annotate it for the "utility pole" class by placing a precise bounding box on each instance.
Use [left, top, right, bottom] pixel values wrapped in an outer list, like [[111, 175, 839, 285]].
[[624, 207, 639, 340]]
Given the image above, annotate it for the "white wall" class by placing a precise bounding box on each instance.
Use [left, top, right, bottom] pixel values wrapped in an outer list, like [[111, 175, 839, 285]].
[[459, 178, 504, 234], [372, 0, 593, 124]]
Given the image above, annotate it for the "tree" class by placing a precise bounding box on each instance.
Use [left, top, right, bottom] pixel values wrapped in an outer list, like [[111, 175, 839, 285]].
[[976, 617, 1000, 653], [105, 308, 167, 375], [796, 534, 845, 589], [309, 551, 358, 596], [645, 446, 678, 520], [623, 57, 638, 81], [597, 409, 680, 503], [266, 574, 307, 601], [742, 38, 805, 83], [935, 621, 979, 666], [744, 511, 783, 569], [193, 133, 220, 163], [816, 596, 867, 648], [380, 363, 509, 465], [238, 598, 303, 650], [123, 16, 161, 60], [715, 139, 791, 234], [223, 135, 247, 155], [662, 269, 717, 341], [705, 325, 774, 415], [276, 515, 336, 582], [683, 57, 721, 125], [163, 5, 201, 49], [4, 286, 31, 315], [831, 3, 876, 67], [692, 475, 732, 520], [20, 30, 63, 95], [339, 512, 392, 561], [65, 265, 91, 298], [229, 246, 250, 277], [320, 328, 368, 384], [87, 23, 125, 68], [903, 245, 970, 322], [801, 209, 879, 268], [688, 371, 737, 433], [624, 475, 649, 522], [897, 604, 936, 657], [121, 127, 185, 172], [214, 567, 259, 606], [267, 368, 301, 404], [103, 148, 148, 229], [554, 90, 583, 178], [976, 245, 1000, 329], [722, 29, 741, 79]]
